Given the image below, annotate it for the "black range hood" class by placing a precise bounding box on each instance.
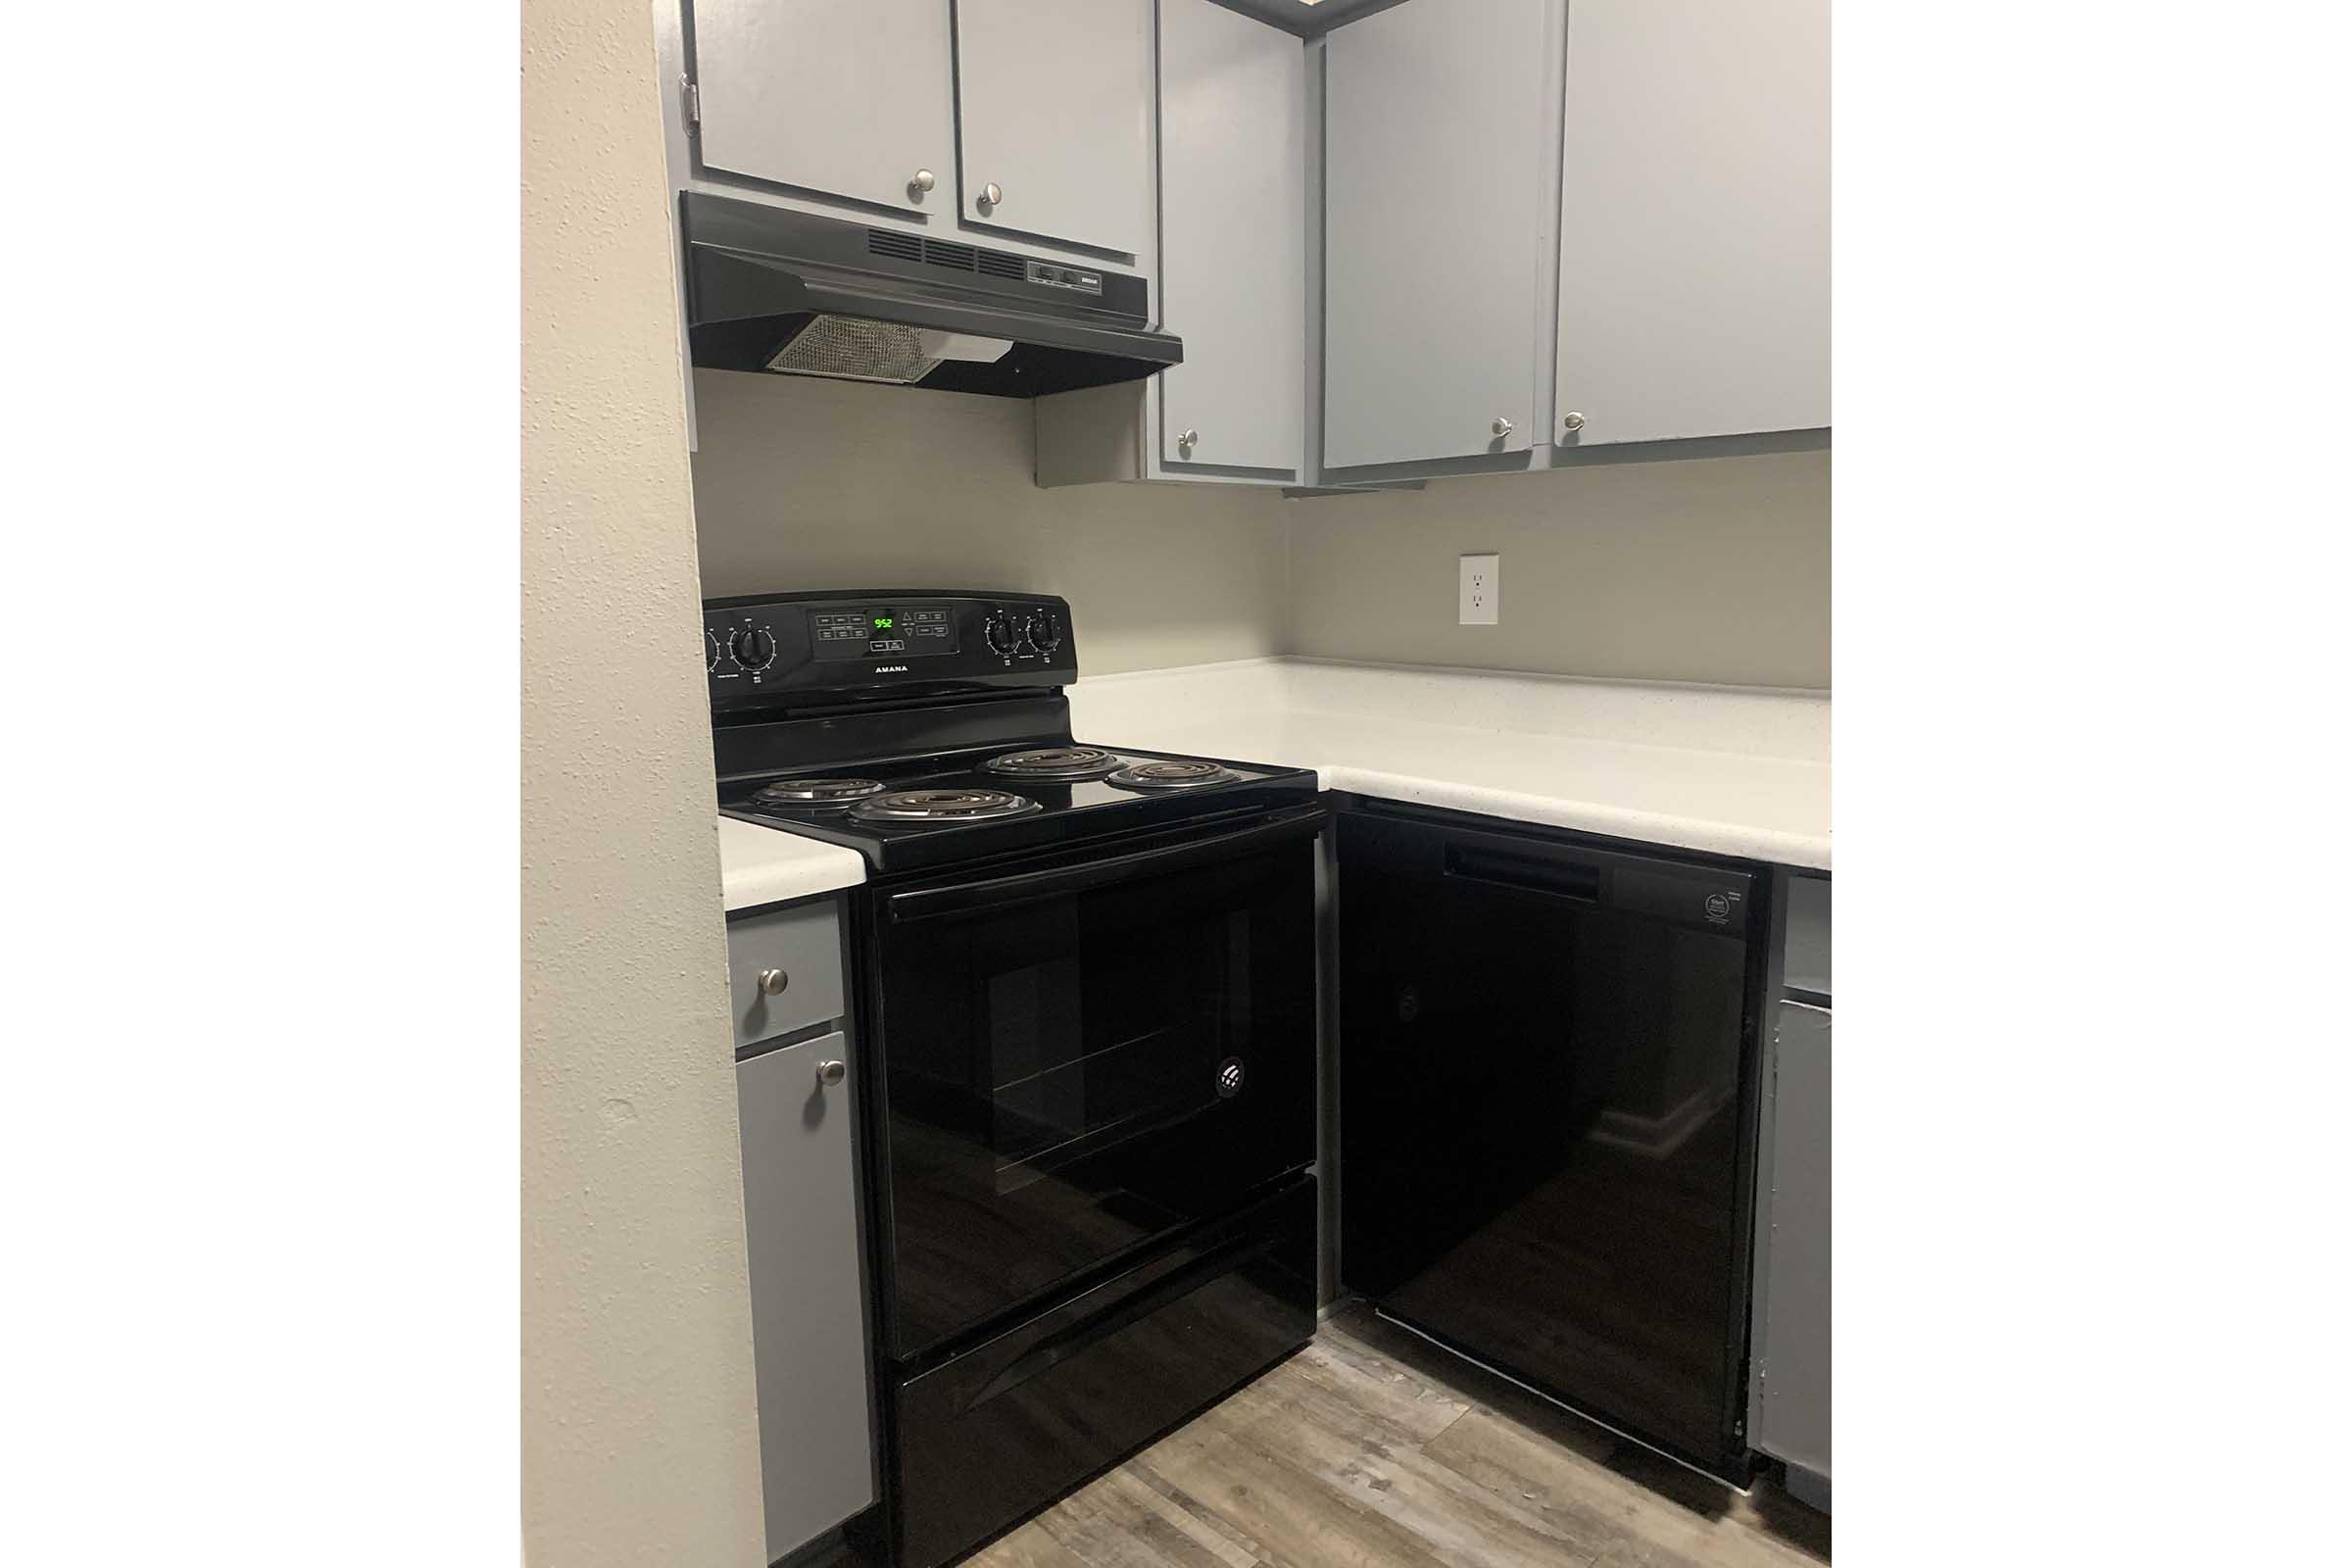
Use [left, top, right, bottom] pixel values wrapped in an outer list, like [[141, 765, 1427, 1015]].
[[680, 193, 1182, 399]]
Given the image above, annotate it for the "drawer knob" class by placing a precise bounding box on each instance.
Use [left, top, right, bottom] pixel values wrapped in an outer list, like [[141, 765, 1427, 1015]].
[[815, 1058, 847, 1088], [980, 181, 1003, 210], [910, 168, 935, 195], [1492, 416, 1514, 438], [757, 968, 788, 996], [1562, 411, 1587, 432], [1177, 427, 1198, 454]]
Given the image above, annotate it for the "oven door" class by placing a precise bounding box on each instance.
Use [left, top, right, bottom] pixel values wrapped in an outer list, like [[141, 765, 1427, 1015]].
[[869, 805, 1322, 1359]]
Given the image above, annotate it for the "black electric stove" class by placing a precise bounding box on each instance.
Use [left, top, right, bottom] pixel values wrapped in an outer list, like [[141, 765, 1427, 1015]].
[[709, 590, 1320, 1568], [710, 589, 1318, 876]]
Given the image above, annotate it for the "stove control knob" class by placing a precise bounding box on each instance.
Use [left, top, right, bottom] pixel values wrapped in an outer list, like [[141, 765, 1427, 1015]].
[[1026, 610, 1062, 655], [705, 629, 721, 672], [733, 627, 776, 670], [983, 612, 1018, 657]]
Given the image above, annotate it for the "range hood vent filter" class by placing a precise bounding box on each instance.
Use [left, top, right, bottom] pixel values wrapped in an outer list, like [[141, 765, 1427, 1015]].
[[766, 316, 1012, 385]]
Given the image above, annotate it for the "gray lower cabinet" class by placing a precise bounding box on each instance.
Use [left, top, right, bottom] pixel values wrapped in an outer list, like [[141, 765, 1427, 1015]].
[[1553, 0, 1830, 447], [1156, 0, 1305, 475], [737, 1028, 874, 1555], [1322, 0, 1550, 470], [686, 0, 956, 217], [1751, 875, 1831, 1509], [954, 0, 1154, 256], [729, 897, 874, 1560]]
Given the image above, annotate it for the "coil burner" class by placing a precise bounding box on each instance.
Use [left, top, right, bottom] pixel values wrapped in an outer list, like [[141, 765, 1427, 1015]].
[[1104, 760, 1243, 792], [849, 788, 1045, 824], [747, 778, 888, 812], [981, 747, 1125, 781]]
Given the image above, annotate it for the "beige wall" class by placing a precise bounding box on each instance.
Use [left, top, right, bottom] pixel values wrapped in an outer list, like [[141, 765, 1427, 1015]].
[[695, 376, 1824, 687], [1287, 449, 1831, 688], [522, 1, 764, 1563], [690, 372, 1293, 674]]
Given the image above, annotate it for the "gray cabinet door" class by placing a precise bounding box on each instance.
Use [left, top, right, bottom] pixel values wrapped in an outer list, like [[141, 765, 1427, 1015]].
[[954, 0, 1153, 256], [1323, 0, 1548, 469], [689, 0, 956, 217], [737, 1032, 875, 1556], [1158, 0, 1304, 473], [1554, 0, 1830, 447], [1752, 998, 1832, 1498]]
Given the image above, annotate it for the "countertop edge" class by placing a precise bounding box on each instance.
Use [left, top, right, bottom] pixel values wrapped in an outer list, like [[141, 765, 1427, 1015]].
[[717, 816, 867, 913]]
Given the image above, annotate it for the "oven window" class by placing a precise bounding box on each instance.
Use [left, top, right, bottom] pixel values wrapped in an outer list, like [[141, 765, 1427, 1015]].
[[988, 910, 1250, 1191], [875, 836, 1315, 1356]]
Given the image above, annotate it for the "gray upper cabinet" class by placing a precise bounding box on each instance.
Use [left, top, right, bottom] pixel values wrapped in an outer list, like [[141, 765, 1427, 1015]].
[[1157, 0, 1305, 474], [954, 0, 1153, 257], [688, 0, 956, 217], [1323, 0, 1549, 470], [1554, 0, 1830, 447]]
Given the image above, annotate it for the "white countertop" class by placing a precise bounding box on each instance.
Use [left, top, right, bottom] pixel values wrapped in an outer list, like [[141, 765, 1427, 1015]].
[[1068, 658, 1830, 869], [717, 815, 865, 912], [716, 657, 1829, 908]]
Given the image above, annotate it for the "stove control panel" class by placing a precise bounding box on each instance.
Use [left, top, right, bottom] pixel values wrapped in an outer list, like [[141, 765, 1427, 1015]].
[[808, 604, 957, 661], [704, 591, 1077, 710]]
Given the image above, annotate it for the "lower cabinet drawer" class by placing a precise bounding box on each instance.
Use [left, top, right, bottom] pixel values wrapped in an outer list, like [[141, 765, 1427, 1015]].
[[726, 900, 845, 1048], [891, 1178, 1316, 1568]]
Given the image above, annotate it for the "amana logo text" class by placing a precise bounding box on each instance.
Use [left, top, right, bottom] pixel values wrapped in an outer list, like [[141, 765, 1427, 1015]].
[[873, 664, 910, 674]]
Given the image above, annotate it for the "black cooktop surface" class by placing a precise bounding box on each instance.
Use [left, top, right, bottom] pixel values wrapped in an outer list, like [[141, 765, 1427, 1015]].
[[720, 741, 1317, 875]]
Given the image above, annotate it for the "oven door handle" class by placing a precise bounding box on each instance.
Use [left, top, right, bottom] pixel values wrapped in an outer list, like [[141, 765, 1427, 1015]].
[[886, 804, 1327, 923]]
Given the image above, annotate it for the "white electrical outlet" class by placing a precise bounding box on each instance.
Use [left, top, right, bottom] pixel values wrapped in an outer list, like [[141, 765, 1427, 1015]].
[[1459, 553, 1499, 625]]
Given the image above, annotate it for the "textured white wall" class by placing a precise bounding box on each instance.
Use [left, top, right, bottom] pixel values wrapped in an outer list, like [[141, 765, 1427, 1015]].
[[521, 0, 763, 1562], [690, 371, 1294, 674], [1286, 449, 1832, 688]]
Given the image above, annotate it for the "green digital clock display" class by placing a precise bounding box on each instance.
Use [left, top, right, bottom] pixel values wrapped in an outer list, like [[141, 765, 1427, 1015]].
[[872, 615, 895, 629]]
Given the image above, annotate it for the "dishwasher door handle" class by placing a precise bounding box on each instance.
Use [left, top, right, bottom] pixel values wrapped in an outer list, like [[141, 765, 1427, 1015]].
[[1443, 843, 1602, 905]]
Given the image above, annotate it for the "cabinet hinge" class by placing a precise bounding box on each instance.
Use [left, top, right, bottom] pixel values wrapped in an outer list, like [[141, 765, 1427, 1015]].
[[681, 76, 701, 129]]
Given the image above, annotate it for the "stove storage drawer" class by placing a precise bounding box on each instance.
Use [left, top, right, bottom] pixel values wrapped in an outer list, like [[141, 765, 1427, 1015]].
[[891, 1176, 1315, 1568], [725, 899, 847, 1049]]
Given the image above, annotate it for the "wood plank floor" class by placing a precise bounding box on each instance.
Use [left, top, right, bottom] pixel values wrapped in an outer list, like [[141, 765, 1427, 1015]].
[[963, 1301, 1830, 1568]]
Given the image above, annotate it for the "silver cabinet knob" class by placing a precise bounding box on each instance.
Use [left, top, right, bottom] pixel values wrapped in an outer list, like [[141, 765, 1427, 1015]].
[[814, 1059, 847, 1088], [1492, 416, 1514, 438], [1177, 428, 1199, 454], [757, 968, 788, 996], [909, 168, 935, 195], [980, 181, 1003, 209], [1562, 411, 1587, 432]]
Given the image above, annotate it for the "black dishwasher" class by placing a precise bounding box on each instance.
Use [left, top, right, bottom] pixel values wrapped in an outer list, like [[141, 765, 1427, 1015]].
[[1338, 804, 1770, 1481]]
